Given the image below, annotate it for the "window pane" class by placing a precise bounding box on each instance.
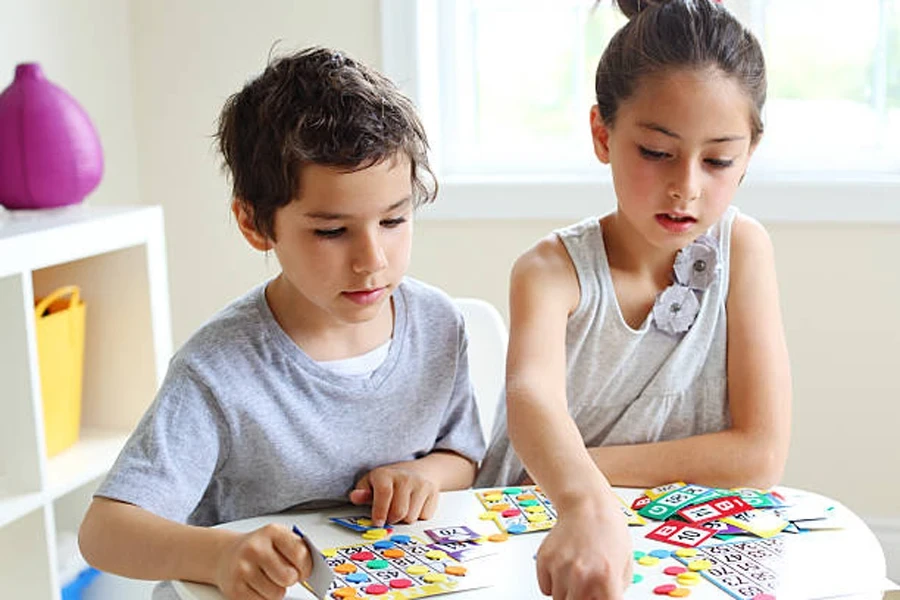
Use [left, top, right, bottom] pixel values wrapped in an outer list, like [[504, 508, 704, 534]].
[[442, 0, 624, 175], [438, 0, 899, 177]]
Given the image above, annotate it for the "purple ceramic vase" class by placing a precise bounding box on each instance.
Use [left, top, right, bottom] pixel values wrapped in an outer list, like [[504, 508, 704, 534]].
[[0, 63, 104, 209]]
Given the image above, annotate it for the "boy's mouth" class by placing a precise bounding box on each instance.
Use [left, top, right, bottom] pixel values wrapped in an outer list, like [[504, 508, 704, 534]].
[[342, 287, 387, 306]]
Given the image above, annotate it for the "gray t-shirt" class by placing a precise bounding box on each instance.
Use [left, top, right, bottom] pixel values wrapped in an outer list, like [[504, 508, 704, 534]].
[[476, 208, 736, 487], [97, 277, 486, 527]]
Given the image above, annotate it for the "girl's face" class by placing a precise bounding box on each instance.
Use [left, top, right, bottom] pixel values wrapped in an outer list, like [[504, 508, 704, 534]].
[[591, 67, 757, 252]]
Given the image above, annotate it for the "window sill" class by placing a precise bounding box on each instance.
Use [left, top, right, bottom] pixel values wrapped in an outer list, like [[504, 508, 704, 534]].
[[419, 175, 900, 222]]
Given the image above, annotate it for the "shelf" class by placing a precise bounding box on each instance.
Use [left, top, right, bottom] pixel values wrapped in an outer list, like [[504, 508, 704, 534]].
[[0, 491, 45, 529], [0, 205, 163, 278], [45, 430, 130, 499], [0, 204, 171, 598]]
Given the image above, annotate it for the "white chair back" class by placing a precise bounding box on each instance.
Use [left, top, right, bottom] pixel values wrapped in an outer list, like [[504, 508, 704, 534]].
[[454, 297, 508, 446]]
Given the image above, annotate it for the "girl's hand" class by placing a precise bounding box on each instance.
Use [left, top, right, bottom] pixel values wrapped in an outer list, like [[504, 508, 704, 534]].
[[535, 505, 632, 600], [349, 464, 440, 526], [215, 524, 311, 600]]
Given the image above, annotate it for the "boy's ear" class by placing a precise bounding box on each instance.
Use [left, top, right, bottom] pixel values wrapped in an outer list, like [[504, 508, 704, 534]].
[[232, 199, 271, 251], [590, 105, 611, 164]]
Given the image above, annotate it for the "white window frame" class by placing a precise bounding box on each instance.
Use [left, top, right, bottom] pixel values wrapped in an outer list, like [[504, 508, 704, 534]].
[[381, 0, 900, 222]]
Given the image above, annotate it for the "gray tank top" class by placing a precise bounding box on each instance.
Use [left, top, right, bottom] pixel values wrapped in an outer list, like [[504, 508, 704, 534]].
[[476, 207, 737, 487]]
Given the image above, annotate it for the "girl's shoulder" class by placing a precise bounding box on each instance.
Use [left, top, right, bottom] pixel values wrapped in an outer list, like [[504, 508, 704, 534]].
[[511, 230, 582, 315], [729, 212, 774, 267]]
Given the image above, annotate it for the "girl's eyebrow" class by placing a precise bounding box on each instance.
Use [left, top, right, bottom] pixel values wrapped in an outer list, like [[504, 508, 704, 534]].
[[638, 121, 746, 144], [304, 197, 411, 220]]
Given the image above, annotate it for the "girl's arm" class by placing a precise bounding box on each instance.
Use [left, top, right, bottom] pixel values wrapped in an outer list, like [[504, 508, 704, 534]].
[[507, 235, 632, 599], [585, 215, 792, 489]]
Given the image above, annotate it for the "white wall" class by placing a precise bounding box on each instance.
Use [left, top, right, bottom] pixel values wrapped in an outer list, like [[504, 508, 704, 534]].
[[130, 0, 381, 347]]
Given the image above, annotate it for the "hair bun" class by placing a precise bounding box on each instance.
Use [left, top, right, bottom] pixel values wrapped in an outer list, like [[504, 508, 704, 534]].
[[613, 0, 669, 19]]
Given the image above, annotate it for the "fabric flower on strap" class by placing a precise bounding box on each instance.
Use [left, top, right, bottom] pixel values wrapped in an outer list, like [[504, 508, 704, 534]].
[[673, 234, 719, 290], [653, 284, 701, 335], [652, 234, 720, 335]]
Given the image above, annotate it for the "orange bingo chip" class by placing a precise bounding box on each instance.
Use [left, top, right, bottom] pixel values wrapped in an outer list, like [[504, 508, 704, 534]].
[[332, 586, 358, 598], [383, 549, 405, 558], [334, 563, 357, 574], [444, 565, 467, 576], [487, 533, 509, 542]]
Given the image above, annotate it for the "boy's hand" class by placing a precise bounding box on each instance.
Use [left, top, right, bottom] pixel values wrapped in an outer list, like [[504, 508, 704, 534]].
[[348, 463, 440, 526], [215, 524, 312, 600], [535, 505, 632, 600]]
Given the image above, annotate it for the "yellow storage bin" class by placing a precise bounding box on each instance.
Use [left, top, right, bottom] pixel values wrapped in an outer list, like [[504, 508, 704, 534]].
[[34, 285, 86, 457]]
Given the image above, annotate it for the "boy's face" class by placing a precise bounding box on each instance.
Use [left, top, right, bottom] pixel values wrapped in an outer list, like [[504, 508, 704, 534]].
[[253, 156, 414, 327]]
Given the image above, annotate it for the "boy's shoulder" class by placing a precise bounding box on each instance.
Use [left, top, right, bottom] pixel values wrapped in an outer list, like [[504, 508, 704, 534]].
[[397, 277, 464, 324], [173, 282, 269, 368]]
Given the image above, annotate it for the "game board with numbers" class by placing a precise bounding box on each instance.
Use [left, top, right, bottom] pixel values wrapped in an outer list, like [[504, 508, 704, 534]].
[[672, 537, 786, 600], [474, 486, 557, 534], [320, 535, 490, 599]]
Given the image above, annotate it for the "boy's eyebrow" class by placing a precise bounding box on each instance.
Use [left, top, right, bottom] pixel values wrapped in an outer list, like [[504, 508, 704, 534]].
[[638, 122, 746, 144], [304, 197, 411, 220]]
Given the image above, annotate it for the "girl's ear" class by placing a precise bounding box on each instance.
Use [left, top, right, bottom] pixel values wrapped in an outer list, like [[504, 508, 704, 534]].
[[232, 199, 272, 251], [590, 105, 612, 164]]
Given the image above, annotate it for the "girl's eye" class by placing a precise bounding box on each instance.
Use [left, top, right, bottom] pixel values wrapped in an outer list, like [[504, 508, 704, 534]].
[[381, 217, 408, 228], [705, 158, 734, 169], [639, 146, 670, 160], [314, 228, 345, 238]]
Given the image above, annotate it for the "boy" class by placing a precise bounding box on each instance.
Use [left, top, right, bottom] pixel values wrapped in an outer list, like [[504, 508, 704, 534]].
[[78, 47, 485, 600]]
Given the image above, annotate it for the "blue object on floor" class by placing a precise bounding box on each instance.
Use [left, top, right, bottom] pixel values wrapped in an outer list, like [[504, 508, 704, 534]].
[[62, 567, 100, 600]]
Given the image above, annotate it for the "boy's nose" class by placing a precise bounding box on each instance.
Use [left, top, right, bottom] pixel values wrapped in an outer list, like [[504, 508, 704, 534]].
[[352, 233, 388, 274]]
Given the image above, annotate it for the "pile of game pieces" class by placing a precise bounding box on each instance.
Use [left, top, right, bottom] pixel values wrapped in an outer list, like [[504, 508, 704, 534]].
[[633, 481, 841, 548]]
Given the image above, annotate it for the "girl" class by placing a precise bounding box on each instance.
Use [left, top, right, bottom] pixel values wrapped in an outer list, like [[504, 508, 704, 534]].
[[477, 0, 791, 597]]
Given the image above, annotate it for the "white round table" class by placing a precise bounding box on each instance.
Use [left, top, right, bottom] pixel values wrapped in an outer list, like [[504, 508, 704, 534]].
[[173, 486, 892, 599]]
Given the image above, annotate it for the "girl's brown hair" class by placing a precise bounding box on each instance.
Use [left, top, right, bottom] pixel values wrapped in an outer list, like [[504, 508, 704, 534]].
[[596, 0, 766, 143]]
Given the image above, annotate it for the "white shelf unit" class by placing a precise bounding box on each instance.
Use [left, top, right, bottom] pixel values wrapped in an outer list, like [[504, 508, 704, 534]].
[[0, 205, 172, 598]]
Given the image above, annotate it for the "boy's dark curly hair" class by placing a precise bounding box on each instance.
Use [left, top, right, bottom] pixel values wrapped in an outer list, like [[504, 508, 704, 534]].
[[216, 47, 436, 240]]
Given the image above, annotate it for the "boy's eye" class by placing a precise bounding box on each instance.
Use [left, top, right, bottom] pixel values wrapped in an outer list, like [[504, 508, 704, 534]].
[[638, 146, 670, 160], [705, 158, 734, 169], [314, 227, 345, 238], [381, 217, 408, 228]]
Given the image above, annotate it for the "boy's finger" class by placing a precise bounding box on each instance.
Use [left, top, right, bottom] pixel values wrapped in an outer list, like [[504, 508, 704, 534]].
[[369, 475, 395, 526], [348, 488, 372, 505], [237, 580, 268, 600], [272, 528, 312, 581], [246, 566, 285, 600], [386, 480, 412, 524], [421, 490, 439, 521], [402, 487, 429, 523]]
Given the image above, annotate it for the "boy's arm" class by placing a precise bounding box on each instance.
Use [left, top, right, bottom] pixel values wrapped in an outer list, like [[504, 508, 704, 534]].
[[506, 236, 631, 599], [584, 216, 792, 489], [79, 497, 235, 583], [79, 497, 311, 596]]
